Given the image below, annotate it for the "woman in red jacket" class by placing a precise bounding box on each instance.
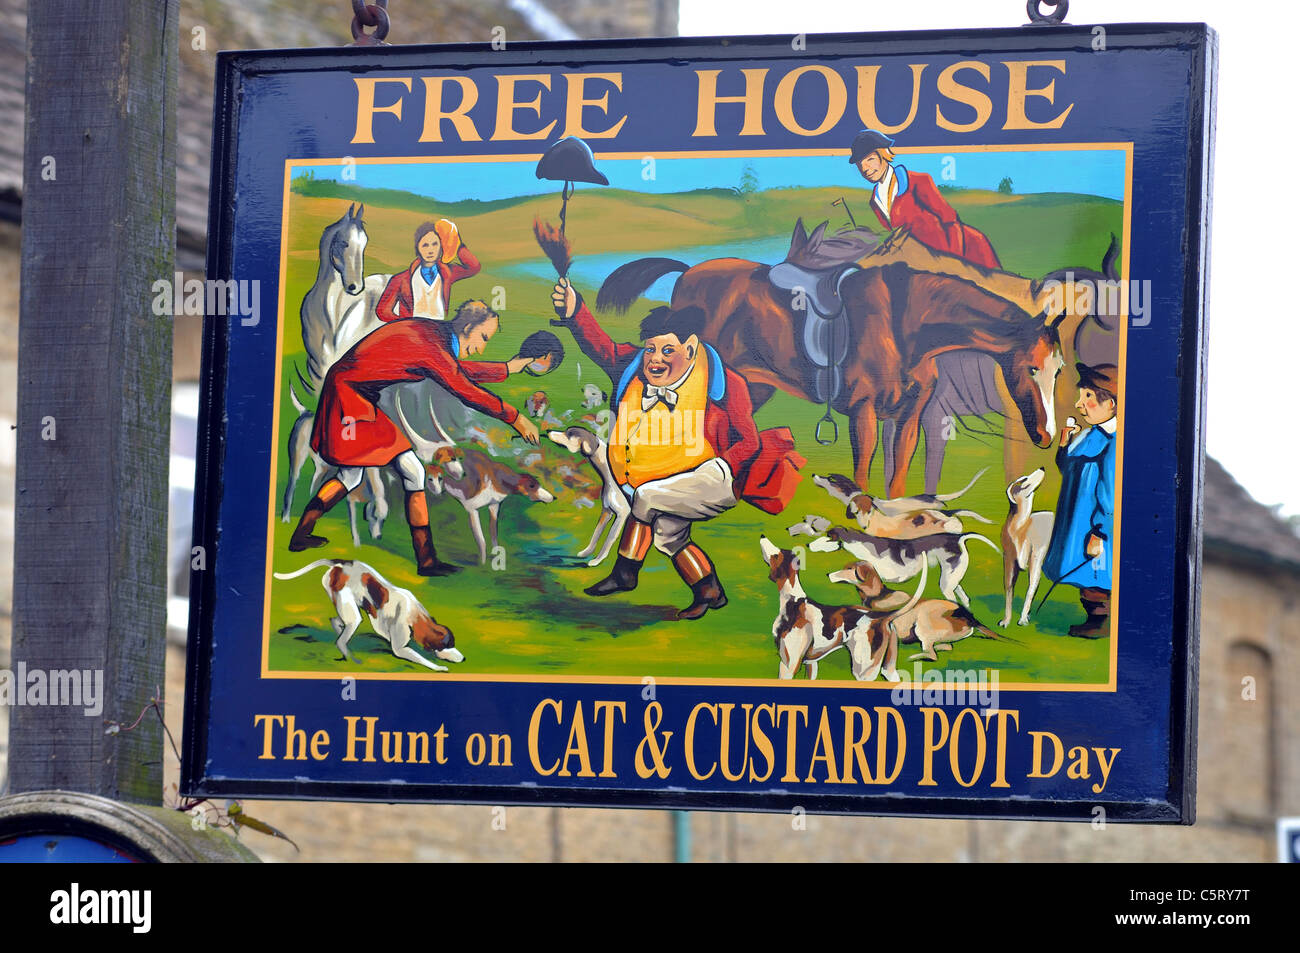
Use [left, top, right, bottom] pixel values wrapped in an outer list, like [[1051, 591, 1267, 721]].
[[288, 300, 540, 575], [376, 219, 480, 322]]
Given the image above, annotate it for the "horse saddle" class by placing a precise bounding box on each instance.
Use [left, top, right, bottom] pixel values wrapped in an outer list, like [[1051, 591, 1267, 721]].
[[769, 261, 857, 402]]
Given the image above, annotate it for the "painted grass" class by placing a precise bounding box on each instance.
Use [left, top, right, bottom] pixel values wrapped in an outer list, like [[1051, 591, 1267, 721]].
[[266, 182, 1121, 684]]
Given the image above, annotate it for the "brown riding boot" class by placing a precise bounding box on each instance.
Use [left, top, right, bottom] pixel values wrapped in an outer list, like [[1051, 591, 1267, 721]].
[[289, 479, 348, 551], [673, 544, 728, 620], [1068, 587, 1111, 638], [585, 519, 652, 596], [407, 490, 459, 576]]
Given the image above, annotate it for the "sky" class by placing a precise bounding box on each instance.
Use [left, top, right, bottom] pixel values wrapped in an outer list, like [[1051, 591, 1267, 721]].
[[301, 148, 1126, 202], [676, 1, 1300, 517]]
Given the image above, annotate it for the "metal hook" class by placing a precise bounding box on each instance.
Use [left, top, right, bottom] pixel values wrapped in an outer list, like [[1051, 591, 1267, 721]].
[[1025, 0, 1068, 26]]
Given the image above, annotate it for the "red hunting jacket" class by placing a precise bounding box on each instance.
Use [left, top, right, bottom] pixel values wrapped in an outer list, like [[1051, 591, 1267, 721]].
[[871, 168, 1002, 270], [376, 246, 481, 322], [566, 296, 805, 514], [311, 318, 516, 467]]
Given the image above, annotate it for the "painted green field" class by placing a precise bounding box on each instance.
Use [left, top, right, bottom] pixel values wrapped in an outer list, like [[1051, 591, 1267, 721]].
[[267, 180, 1122, 685]]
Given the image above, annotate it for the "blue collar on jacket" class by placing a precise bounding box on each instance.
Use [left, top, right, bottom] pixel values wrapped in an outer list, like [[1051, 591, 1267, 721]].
[[874, 164, 909, 205], [613, 343, 726, 407]]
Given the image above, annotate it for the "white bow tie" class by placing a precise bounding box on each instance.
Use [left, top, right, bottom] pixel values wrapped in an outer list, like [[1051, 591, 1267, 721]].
[[641, 385, 679, 412]]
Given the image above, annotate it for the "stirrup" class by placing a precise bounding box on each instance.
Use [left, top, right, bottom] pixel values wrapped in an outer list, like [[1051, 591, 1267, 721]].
[[815, 412, 838, 446]]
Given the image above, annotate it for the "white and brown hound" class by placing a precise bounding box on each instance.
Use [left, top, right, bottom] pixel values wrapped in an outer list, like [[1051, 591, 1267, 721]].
[[273, 559, 464, 671], [829, 560, 1014, 662], [760, 536, 915, 682], [806, 525, 999, 609], [548, 426, 630, 566], [435, 447, 555, 564], [813, 471, 992, 539]]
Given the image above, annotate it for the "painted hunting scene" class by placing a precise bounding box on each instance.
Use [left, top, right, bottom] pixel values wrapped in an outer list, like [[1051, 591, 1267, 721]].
[[265, 136, 1130, 686]]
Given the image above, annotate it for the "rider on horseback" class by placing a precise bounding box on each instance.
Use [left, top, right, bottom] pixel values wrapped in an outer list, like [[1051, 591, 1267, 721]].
[[850, 128, 1002, 270]]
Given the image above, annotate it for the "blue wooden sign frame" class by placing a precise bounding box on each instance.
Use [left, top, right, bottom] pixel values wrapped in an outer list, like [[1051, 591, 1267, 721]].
[[183, 23, 1214, 821]]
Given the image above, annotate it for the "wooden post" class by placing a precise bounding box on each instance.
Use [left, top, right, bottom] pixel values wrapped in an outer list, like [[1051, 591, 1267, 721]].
[[9, 1, 178, 803]]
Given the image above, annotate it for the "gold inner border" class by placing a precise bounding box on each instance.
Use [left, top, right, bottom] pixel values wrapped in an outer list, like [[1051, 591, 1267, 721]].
[[258, 142, 1135, 692]]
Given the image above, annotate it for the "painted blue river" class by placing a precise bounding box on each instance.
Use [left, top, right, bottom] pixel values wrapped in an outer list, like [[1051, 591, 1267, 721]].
[[505, 234, 794, 304]]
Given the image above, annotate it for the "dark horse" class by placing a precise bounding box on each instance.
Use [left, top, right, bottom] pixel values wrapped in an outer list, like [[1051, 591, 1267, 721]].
[[598, 252, 1066, 497]]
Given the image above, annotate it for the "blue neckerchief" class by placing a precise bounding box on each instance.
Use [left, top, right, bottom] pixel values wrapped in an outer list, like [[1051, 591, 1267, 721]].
[[449, 332, 460, 359], [613, 343, 725, 407], [420, 264, 437, 286]]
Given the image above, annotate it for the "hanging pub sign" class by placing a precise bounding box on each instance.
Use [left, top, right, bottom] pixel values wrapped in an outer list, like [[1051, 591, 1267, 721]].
[[183, 13, 1215, 821]]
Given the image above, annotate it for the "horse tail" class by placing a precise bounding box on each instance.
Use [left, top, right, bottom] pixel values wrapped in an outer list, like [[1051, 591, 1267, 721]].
[[288, 378, 307, 416], [1101, 233, 1121, 282], [596, 258, 688, 314]]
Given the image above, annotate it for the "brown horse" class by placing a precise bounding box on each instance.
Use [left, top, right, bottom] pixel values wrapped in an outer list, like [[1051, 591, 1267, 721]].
[[598, 257, 1065, 497]]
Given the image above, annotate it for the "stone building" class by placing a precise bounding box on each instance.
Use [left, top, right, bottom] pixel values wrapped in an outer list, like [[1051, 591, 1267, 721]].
[[1, 0, 1294, 862]]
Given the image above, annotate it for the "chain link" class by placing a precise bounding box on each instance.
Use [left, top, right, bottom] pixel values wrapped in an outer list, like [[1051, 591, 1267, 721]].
[[349, 1, 390, 45], [1026, 0, 1069, 25]]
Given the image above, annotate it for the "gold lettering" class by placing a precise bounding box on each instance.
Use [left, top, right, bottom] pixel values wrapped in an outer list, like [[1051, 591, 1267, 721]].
[[527, 698, 563, 776], [685, 702, 718, 781], [419, 76, 481, 143], [493, 74, 558, 141], [1003, 59, 1073, 130], [253, 714, 282, 760], [562, 72, 627, 139], [774, 65, 847, 137], [342, 715, 378, 763], [949, 708, 987, 788], [842, 706, 873, 784], [935, 61, 992, 133], [855, 64, 926, 135], [352, 77, 412, 144], [918, 707, 950, 785], [693, 68, 768, 137]]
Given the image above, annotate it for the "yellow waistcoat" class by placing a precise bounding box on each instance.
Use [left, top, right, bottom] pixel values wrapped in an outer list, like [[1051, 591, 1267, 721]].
[[609, 352, 715, 488]]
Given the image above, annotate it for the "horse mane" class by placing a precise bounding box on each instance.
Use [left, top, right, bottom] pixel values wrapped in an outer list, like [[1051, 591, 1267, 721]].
[[784, 218, 882, 271]]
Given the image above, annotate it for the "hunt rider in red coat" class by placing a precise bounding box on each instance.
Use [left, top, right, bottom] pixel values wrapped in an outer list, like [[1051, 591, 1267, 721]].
[[850, 128, 1002, 270], [552, 278, 805, 620]]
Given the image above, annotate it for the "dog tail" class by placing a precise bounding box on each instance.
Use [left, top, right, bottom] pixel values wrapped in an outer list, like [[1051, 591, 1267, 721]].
[[902, 558, 927, 614], [936, 466, 989, 503], [959, 608, 1023, 645], [885, 560, 928, 639], [273, 559, 339, 580], [959, 532, 1001, 556], [288, 378, 308, 416], [951, 508, 994, 525]]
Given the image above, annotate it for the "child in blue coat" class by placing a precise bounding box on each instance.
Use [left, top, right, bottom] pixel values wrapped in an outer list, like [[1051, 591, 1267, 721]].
[[1043, 363, 1118, 638]]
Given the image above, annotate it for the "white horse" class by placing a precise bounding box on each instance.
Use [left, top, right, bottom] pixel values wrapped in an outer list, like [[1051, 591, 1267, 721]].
[[299, 203, 390, 392]]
